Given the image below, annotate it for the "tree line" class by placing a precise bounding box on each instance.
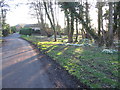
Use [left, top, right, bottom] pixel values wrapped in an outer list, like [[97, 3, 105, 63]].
[[29, 0, 120, 48], [1, 0, 120, 48]]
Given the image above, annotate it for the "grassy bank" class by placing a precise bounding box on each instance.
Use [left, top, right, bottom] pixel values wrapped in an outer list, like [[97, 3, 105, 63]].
[[21, 35, 119, 88]]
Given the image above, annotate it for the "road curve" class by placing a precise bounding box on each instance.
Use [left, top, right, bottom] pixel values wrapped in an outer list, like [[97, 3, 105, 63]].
[[2, 33, 56, 88], [2, 33, 81, 88]]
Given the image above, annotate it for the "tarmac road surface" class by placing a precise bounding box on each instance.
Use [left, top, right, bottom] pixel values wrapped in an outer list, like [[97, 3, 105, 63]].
[[2, 33, 82, 88]]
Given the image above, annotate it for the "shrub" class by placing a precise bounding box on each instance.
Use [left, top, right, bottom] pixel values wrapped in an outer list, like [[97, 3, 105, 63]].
[[2, 23, 11, 37], [2, 29, 10, 36]]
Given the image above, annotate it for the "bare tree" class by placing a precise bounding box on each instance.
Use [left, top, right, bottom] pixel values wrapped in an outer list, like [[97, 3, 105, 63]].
[[43, 1, 57, 41], [30, 0, 51, 36]]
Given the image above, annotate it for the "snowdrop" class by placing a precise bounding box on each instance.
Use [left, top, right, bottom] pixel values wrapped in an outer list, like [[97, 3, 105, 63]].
[[102, 49, 118, 54]]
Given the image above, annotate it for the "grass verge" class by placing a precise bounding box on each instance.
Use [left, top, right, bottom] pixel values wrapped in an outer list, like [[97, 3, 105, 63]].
[[21, 35, 119, 88]]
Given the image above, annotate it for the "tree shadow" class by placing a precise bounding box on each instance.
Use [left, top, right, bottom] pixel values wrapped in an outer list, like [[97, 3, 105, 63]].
[[47, 45, 118, 88], [2, 48, 36, 60], [2, 53, 55, 88]]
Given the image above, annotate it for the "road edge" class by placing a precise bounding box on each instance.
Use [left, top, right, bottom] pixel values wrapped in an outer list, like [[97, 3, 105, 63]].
[[20, 37, 91, 89]]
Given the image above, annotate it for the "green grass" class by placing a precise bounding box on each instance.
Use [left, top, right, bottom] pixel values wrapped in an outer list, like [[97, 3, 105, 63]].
[[21, 35, 119, 88], [0, 39, 4, 44], [0, 30, 2, 37], [0, 39, 2, 42]]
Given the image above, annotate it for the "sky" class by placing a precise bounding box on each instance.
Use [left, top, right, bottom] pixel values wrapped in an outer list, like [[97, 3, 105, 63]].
[[5, 0, 98, 29], [6, 0, 65, 27], [6, 0, 38, 26]]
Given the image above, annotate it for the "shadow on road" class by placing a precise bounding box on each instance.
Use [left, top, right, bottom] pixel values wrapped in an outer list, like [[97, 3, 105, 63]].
[[3, 48, 36, 60], [2, 53, 55, 88]]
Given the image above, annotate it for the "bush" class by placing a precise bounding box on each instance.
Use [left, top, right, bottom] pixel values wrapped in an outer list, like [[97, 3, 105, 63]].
[[2, 23, 11, 37], [2, 29, 10, 36], [19, 28, 32, 36], [11, 26, 16, 33]]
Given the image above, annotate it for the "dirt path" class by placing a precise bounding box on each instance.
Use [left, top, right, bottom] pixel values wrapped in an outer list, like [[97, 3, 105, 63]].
[[2, 33, 83, 88]]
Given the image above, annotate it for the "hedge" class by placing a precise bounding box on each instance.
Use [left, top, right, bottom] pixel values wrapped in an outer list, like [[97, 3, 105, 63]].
[[19, 28, 32, 36]]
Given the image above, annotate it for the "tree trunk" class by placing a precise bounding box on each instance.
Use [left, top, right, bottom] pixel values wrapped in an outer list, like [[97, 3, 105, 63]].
[[107, 2, 113, 48], [69, 7, 100, 43], [50, 2, 57, 41], [68, 12, 74, 43], [85, 0, 89, 27], [113, 3, 117, 34], [43, 2, 57, 41], [80, 0, 84, 40], [64, 8, 70, 42], [117, 2, 120, 52], [81, 28, 85, 39], [74, 18, 78, 42], [98, 2, 101, 37], [101, 16, 106, 46], [40, 13, 50, 36], [97, 2, 104, 47]]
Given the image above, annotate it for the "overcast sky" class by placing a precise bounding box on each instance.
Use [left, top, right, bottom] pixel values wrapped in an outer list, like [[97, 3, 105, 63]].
[[6, 0, 98, 29], [6, 0, 37, 26]]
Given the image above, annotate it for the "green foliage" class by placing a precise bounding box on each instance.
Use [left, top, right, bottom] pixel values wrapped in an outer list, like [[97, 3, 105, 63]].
[[19, 28, 32, 36], [11, 26, 16, 33], [2, 23, 11, 37], [59, 2, 100, 43]]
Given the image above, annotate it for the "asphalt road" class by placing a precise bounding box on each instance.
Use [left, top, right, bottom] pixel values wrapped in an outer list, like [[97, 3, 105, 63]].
[[2, 33, 81, 88], [2, 33, 57, 88]]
